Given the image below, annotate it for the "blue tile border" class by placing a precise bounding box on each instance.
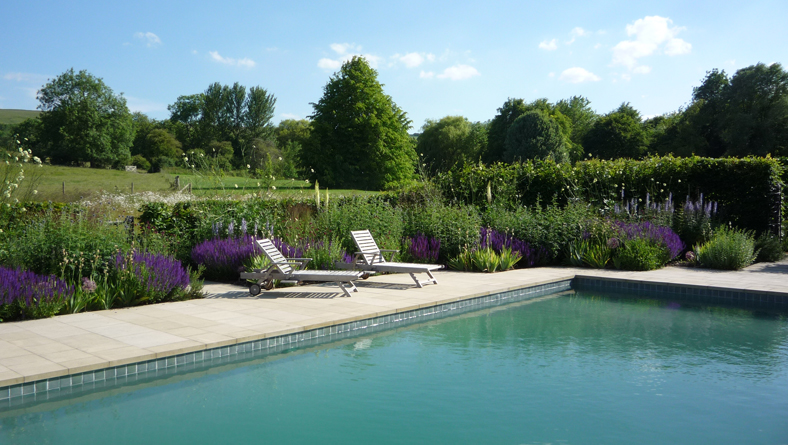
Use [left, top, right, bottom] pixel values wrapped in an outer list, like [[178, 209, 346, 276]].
[[0, 280, 572, 409]]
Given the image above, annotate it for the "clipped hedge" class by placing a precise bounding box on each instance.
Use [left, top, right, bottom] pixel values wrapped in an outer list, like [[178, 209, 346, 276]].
[[437, 156, 784, 233]]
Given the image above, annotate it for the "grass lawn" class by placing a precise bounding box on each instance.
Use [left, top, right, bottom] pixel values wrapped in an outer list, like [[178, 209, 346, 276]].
[[0, 109, 40, 125], [24, 165, 379, 202]]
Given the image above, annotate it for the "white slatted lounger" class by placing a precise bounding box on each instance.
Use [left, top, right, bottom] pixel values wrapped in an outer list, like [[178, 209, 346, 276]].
[[239, 239, 364, 298], [350, 230, 443, 288]]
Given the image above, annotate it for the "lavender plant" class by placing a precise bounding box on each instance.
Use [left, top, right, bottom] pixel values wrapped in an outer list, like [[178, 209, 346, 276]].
[[402, 234, 441, 264], [0, 266, 72, 321], [191, 234, 262, 281]]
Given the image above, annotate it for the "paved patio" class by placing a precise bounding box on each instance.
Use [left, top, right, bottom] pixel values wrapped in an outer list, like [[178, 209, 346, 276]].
[[1, 260, 787, 388]]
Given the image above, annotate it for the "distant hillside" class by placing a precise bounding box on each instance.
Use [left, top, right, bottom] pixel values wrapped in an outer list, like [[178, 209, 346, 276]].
[[0, 109, 40, 125]]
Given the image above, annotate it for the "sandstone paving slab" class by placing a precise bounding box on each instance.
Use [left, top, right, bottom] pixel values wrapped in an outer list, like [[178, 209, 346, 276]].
[[1, 261, 787, 388]]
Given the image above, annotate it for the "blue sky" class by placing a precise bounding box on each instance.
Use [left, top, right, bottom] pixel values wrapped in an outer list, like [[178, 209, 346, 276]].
[[1, 0, 786, 130]]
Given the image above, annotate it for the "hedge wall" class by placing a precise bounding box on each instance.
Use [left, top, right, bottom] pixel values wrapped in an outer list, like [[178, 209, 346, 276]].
[[436, 156, 784, 233]]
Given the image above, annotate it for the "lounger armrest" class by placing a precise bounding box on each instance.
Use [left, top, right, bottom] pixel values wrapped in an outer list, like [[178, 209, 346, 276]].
[[354, 251, 382, 264], [286, 257, 313, 269], [379, 249, 399, 261]]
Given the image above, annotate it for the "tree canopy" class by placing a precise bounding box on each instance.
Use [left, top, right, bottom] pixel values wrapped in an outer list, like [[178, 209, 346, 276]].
[[583, 111, 648, 159], [37, 68, 134, 167], [302, 56, 416, 189], [503, 111, 568, 163], [417, 116, 487, 173]]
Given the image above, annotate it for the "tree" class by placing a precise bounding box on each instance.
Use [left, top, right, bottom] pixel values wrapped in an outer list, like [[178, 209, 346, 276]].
[[168, 94, 204, 150], [583, 111, 648, 159], [484, 98, 528, 163], [145, 129, 182, 160], [503, 111, 568, 163], [721, 63, 788, 156], [276, 119, 312, 149], [417, 116, 487, 173], [303, 56, 416, 189], [37, 68, 134, 167], [554, 96, 598, 146]]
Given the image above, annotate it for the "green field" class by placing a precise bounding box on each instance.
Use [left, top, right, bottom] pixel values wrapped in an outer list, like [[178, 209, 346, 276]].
[[0, 109, 40, 125], [23, 165, 378, 202]]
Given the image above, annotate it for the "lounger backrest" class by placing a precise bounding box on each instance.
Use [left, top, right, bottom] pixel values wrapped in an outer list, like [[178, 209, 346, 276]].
[[351, 230, 384, 265], [256, 239, 292, 274]]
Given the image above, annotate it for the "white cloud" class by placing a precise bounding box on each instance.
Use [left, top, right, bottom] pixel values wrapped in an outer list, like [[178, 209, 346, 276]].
[[539, 39, 558, 51], [318, 58, 342, 70], [633, 65, 651, 74], [280, 113, 300, 120], [330, 43, 362, 55], [566, 27, 590, 44], [612, 16, 691, 71], [318, 44, 382, 71], [559, 67, 601, 83], [548, 72, 555, 78], [399, 52, 434, 68], [437, 64, 480, 80], [621, 73, 632, 81], [125, 96, 168, 114], [419, 70, 435, 79], [4, 72, 48, 83], [209, 51, 255, 68], [134, 32, 161, 47], [594, 43, 602, 49]]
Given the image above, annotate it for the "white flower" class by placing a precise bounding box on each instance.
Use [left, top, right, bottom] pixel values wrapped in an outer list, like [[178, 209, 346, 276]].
[[184, 157, 189, 162], [678, 179, 681, 183], [278, 157, 282, 161], [257, 182, 260, 187], [271, 186, 276, 190], [33, 190, 38, 195], [310, 168, 314, 173], [200, 153, 204, 157], [272, 176, 275, 181], [247, 164, 251, 169], [234, 184, 238, 188]]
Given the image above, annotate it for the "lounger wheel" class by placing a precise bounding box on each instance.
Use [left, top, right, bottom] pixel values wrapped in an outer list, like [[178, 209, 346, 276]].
[[263, 279, 274, 290], [249, 284, 262, 296], [361, 272, 371, 280]]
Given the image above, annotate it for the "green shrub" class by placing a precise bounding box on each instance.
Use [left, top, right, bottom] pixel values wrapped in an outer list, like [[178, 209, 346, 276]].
[[0, 213, 131, 279], [695, 227, 757, 270], [612, 238, 666, 271], [438, 156, 783, 233], [447, 246, 521, 273], [754, 233, 784, 262], [405, 204, 481, 262], [131, 154, 151, 171], [483, 201, 597, 263], [314, 197, 404, 254]]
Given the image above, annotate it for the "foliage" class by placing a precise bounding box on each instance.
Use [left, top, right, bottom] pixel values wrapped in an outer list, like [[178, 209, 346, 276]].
[[754, 233, 785, 262], [554, 96, 598, 147], [111, 250, 192, 306], [437, 156, 783, 234], [303, 56, 416, 190], [191, 234, 260, 281], [482, 202, 595, 263], [583, 111, 648, 160], [401, 234, 441, 264], [404, 204, 481, 261], [614, 221, 684, 261], [37, 68, 134, 168], [313, 196, 404, 254], [612, 238, 666, 271], [1, 138, 44, 206], [504, 111, 568, 163], [566, 239, 612, 269], [479, 226, 550, 267], [447, 246, 521, 273], [131, 154, 151, 171], [0, 211, 131, 279], [417, 116, 487, 173], [0, 266, 72, 321], [695, 226, 757, 270], [671, 194, 720, 247]]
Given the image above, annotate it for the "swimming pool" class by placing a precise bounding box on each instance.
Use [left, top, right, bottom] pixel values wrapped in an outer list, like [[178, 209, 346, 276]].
[[1, 290, 787, 444]]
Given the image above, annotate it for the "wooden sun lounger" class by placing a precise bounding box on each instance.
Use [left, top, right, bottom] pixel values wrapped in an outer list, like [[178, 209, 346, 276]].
[[347, 230, 443, 288], [240, 239, 364, 298]]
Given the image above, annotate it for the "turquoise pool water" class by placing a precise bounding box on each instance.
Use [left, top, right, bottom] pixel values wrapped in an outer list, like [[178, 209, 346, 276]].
[[2, 291, 787, 444]]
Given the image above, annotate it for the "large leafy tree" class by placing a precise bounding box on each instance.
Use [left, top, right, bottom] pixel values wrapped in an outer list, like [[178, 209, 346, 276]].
[[303, 56, 416, 189], [37, 68, 134, 167], [417, 116, 487, 173], [722, 63, 788, 156], [484, 98, 528, 163], [168, 82, 276, 165], [503, 111, 568, 163], [583, 110, 648, 159], [554, 96, 598, 146]]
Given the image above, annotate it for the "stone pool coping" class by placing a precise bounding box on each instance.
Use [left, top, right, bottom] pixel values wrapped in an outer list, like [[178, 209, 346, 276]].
[[1, 260, 787, 396]]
